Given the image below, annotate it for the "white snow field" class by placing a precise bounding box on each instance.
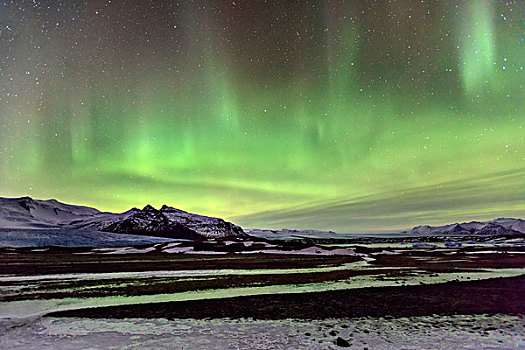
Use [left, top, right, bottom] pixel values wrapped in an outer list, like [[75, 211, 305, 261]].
[[1, 314, 523, 349]]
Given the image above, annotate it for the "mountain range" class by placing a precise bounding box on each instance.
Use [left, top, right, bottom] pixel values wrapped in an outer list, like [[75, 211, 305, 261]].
[[1, 196, 524, 242], [248, 218, 525, 239], [0, 196, 245, 239], [406, 218, 525, 236]]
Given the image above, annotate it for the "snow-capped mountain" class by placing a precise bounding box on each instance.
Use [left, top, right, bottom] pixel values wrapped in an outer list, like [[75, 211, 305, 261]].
[[0, 196, 104, 228], [407, 218, 525, 236], [0, 196, 245, 239], [72, 204, 245, 239]]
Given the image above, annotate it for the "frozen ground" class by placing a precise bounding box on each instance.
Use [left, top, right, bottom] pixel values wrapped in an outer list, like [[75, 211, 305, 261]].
[[1, 268, 522, 320], [1, 244, 523, 348], [0, 229, 175, 247], [1, 314, 523, 349]]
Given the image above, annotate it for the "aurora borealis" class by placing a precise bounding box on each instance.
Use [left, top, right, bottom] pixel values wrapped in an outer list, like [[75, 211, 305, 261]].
[[0, 1, 524, 232]]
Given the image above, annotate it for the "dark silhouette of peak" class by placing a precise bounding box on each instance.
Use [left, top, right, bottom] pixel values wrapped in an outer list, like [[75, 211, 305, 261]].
[[17, 196, 36, 211], [142, 204, 156, 211], [160, 204, 179, 212]]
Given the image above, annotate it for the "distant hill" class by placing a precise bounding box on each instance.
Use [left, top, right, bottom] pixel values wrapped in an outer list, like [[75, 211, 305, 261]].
[[247, 218, 525, 241], [406, 218, 525, 236]]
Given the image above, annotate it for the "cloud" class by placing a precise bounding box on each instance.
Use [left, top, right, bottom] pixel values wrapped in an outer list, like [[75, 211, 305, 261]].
[[235, 168, 525, 232]]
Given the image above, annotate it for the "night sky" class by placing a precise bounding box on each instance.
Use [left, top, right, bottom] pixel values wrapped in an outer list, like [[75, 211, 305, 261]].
[[1, 1, 524, 232]]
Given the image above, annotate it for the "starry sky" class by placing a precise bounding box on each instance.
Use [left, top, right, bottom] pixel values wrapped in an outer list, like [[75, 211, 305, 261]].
[[1, 0, 524, 232]]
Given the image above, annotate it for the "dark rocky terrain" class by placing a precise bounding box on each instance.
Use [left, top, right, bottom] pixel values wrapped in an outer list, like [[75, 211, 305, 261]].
[[48, 275, 525, 319]]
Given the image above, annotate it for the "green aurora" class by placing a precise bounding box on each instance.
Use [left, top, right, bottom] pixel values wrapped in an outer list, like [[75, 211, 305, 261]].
[[1, 1, 524, 232]]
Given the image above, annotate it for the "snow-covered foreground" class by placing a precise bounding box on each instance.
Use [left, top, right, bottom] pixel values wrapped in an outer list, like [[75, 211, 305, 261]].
[[1, 314, 523, 349]]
